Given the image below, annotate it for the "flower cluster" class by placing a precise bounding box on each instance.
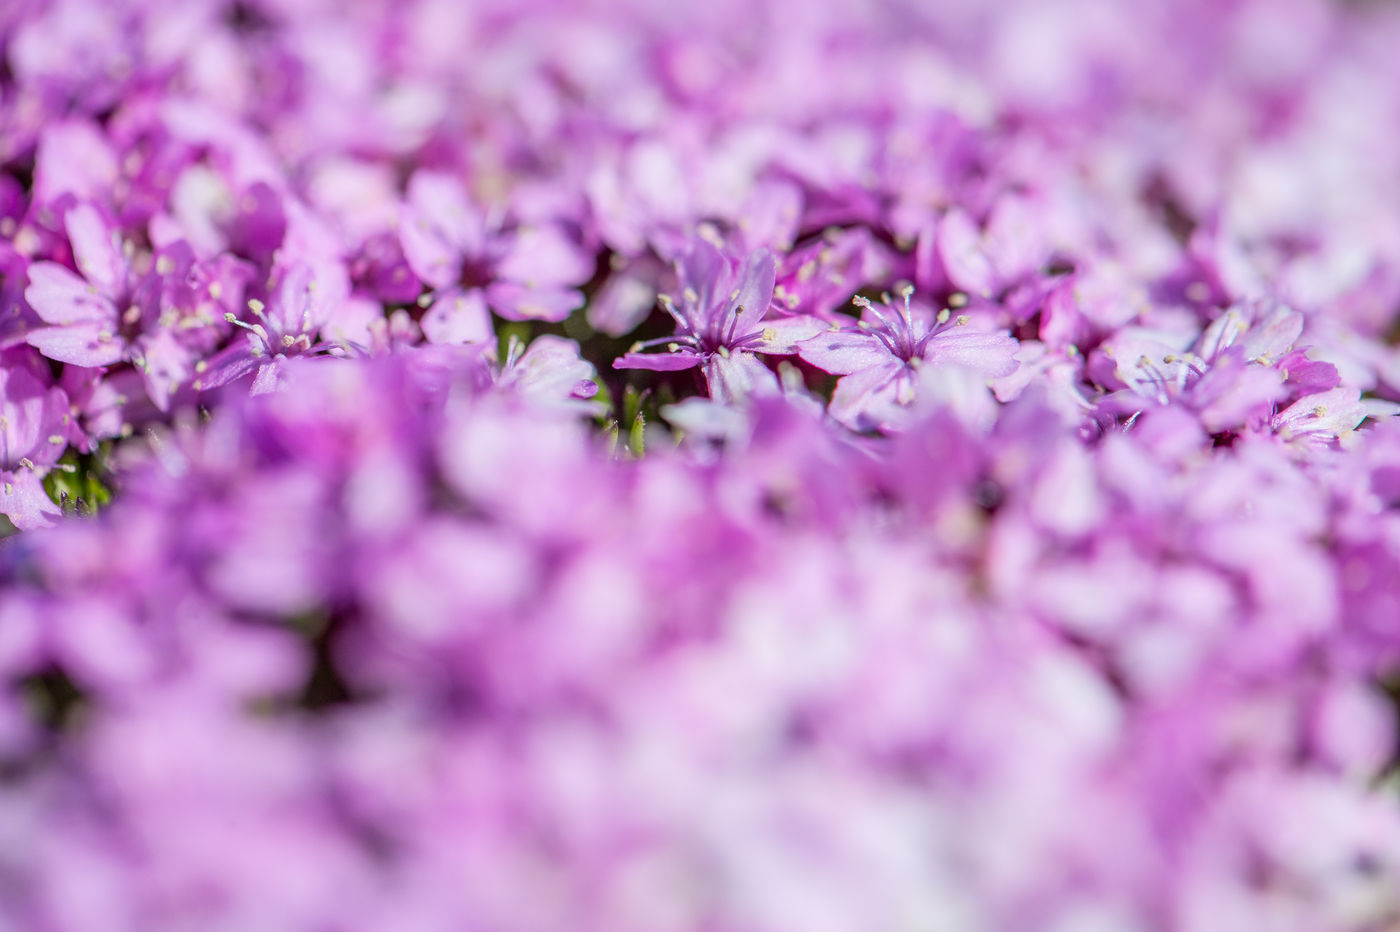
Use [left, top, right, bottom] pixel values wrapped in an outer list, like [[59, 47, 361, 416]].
[[3, 0, 1400, 928], [2, 350, 1399, 930]]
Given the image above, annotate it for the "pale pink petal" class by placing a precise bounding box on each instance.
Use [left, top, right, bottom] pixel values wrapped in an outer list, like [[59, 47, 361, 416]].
[[797, 330, 893, 375], [484, 282, 583, 322], [65, 204, 126, 299], [613, 352, 701, 372], [24, 262, 117, 327], [703, 351, 778, 403], [498, 224, 595, 288], [398, 203, 461, 290], [937, 208, 996, 297], [923, 328, 1020, 378], [828, 361, 904, 427], [753, 315, 826, 355], [421, 288, 493, 346], [0, 470, 60, 530], [27, 322, 125, 367]]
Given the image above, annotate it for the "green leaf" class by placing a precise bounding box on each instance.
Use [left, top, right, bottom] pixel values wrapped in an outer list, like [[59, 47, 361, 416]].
[[629, 410, 646, 457]]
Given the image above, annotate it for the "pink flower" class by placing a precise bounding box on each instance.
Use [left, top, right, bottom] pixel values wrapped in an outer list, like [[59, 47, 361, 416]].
[[797, 288, 1019, 429]]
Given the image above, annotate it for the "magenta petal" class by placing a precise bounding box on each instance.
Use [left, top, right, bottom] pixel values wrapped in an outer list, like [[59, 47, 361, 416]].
[[679, 240, 726, 310], [27, 322, 125, 367], [135, 330, 193, 413], [65, 204, 126, 299], [613, 352, 701, 371], [937, 208, 996, 298], [24, 262, 117, 327], [754, 315, 827, 355], [421, 288, 493, 345], [797, 330, 893, 375], [32, 120, 118, 206], [0, 365, 49, 458], [1273, 388, 1367, 441], [1240, 304, 1305, 362], [249, 358, 286, 396], [828, 361, 904, 427], [398, 203, 461, 291], [485, 283, 583, 322], [923, 329, 1020, 378], [0, 470, 60, 531], [588, 267, 660, 337], [498, 225, 595, 288], [406, 172, 485, 257], [703, 351, 778, 403], [739, 181, 803, 251], [732, 248, 777, 322]]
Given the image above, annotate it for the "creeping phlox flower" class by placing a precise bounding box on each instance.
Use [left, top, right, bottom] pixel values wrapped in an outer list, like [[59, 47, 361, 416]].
[[0, 351, 1395, 931], [398, 171, 594, 341], [202, 256, 351, 395], [797, 287, 1019, 429], [0, 348, 68, 528], [2, 0, 1400, 928], [615, 240, 822, 401]]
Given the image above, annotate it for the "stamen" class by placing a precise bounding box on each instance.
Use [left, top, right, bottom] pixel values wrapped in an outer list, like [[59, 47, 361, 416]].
[[724, 305, 744, 345]]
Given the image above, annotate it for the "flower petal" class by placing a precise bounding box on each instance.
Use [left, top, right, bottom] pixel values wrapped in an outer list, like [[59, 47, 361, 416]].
[[797, 330, 893, 375], [498, 224, 595, 288], [754, 315, 825, 355], [730, 247, 777, 325], [65, 204, 125, 299], [27, 322, 125, 367], [485, 283, 583, 322], [0, 470, 60, 531], [937, 208, 996, 298], [613, 352, 701, 372], [703, 351, 778, 403], [421, 288, 493, 346], [923, 328, 1020, 378], [24, 262, 117, 327]]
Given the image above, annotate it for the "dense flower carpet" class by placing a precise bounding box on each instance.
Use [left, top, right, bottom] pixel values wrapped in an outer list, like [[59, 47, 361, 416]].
[[2, 0, 1400, 929]]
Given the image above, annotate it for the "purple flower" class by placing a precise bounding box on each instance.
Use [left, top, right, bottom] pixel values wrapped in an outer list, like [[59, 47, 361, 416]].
[[797, 288, 1019, 429], [199, 255, 351, 396], [0, 348, 67, 529], [614, 240, 821, 402], [398, 171, 593, 340], [24, 203, 144, 368]]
